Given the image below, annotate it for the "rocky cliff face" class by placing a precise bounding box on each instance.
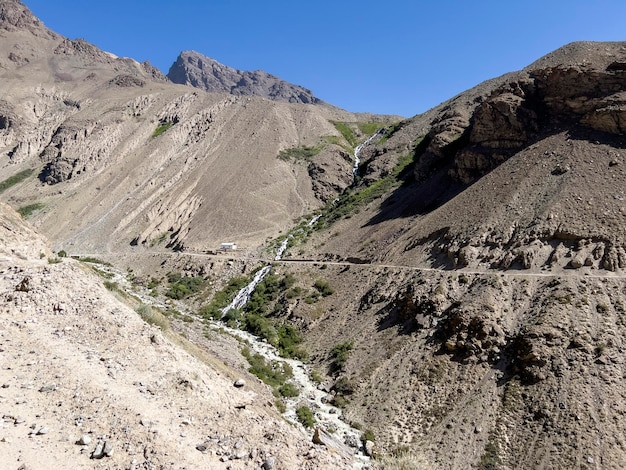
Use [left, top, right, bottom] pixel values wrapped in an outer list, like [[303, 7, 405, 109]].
[[167, 50, 324, 104], [276, 41, 626, 469]]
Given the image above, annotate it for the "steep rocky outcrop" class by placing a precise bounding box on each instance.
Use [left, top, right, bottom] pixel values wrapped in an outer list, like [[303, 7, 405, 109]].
[[168, 50, 323, 104]]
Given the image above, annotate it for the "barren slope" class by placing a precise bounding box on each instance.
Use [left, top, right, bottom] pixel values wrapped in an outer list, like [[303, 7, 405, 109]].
[[260, 41, 626, 469], [0, 200, 361, 469], [0, 0, 373, 255]]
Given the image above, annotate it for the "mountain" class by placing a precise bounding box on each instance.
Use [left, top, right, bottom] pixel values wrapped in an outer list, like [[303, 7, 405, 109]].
[[0, 2, 388, 256], [4, 1, 626, 468], [273, 40, 626, 468], [168, 50, 324, 105]]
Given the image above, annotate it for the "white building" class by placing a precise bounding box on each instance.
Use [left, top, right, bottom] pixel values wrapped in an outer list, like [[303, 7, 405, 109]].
[[220, 242, 237, 251]]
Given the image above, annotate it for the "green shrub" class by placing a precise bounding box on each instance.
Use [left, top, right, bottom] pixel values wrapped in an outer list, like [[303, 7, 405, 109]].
[[57, 250, 67, 258], [313, 279, 334, 297], [0, 168, 34, 194], [79, 256, 112, 266], [278, 382, 299, 398], [165, 272, 204, 299], [296, 406, 316, 428], [242, 347, 293, 389], [362, 429, 375, 443], [333, 376, 356, 395], [331, 341, 354, 371]]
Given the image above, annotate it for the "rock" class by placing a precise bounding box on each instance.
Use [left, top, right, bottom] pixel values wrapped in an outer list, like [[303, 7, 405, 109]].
[[77, 434, 91, 445], [233, 379, 245, 388], [36, 427, 49, 435], [262, 456, 276, 470], [103, 441, 114, 457], [39, 382, 57, 393], [91, 440, 104, 459], [312, 428, 354, 459], [364, 440, 375, 457]]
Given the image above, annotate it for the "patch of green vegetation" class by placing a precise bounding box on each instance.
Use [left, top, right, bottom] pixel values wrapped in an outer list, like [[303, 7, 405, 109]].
[[152, 120, 173, 138], [242, 346, 293, 389], [315, 143, 420, 228], [331, 341, 354, 372], [198, 275, 250, 319], [311, 369, 323, 384], [376, 122, 403, 145], [0, 168, 34, 194], [136, 303, 169, 330], [278, 382, 299, 398], [313, 279, 334, 297], [277, 145, 322, 162], [57, 250, 67, 258], [79, 256, 112, 266], [47, 257, 62, 264], [17, 203, 45, 218], [150, 232, 169, 247], [331, 121, 358, 148], [362, 429, 375, 443], [357, 121, 384, 135], [296, 405, 316, 428], [103, 280, 120, 292], [165, 272, 205, 300]]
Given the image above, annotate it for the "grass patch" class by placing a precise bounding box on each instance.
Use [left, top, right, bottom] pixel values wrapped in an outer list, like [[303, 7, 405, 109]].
[[79, 256, 112, 266], [242, 346, 293, 389], [331, 121, 358, 148], [0, 168, 34, 194], [17, 203, 45, 218], [296, 405, 316, 428], [136, 303, 169, 330], [357, 121, 384, 135], [152, 120, 173, 138], [277, 145, 322, 162]]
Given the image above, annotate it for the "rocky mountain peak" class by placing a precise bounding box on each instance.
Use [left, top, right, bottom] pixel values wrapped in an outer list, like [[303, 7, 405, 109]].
[[167, 50, 323, 105], [0, 0, 56, 37]]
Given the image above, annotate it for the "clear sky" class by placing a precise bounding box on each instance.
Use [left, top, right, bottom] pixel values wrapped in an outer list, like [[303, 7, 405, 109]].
[[22, 0, 626, 117]]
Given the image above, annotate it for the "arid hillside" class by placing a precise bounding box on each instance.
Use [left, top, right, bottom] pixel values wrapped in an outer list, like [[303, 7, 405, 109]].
[[261, 40, 626, 469], [0, 0, 390, 256], [0, 200, 365, 469], [4, 0, 626, 469]]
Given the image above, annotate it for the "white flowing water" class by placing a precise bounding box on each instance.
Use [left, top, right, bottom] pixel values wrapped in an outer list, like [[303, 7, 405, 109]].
[[353, 129, 384, 177]]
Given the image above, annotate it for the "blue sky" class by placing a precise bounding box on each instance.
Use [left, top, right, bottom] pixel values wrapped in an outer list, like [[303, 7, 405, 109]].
[[22, 0, 626, 117]]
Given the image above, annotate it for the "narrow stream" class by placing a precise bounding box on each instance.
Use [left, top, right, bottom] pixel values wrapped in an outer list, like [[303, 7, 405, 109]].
[[99, 135, 386, 466], [353, 129, 384, 177]]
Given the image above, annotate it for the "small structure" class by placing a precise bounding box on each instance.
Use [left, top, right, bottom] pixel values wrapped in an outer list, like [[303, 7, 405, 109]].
[[220, 242, 237, 251]]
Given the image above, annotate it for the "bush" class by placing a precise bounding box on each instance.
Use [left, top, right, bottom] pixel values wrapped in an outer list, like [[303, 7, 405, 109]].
[[242, 347, 293, 389], [331, 341, 354, 371], [278, 382, 299, 398], [57, 250, 67, 258], [296, 406, 316, 428], [313, 279, 334, 297], [165, 272, 204, 299]]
